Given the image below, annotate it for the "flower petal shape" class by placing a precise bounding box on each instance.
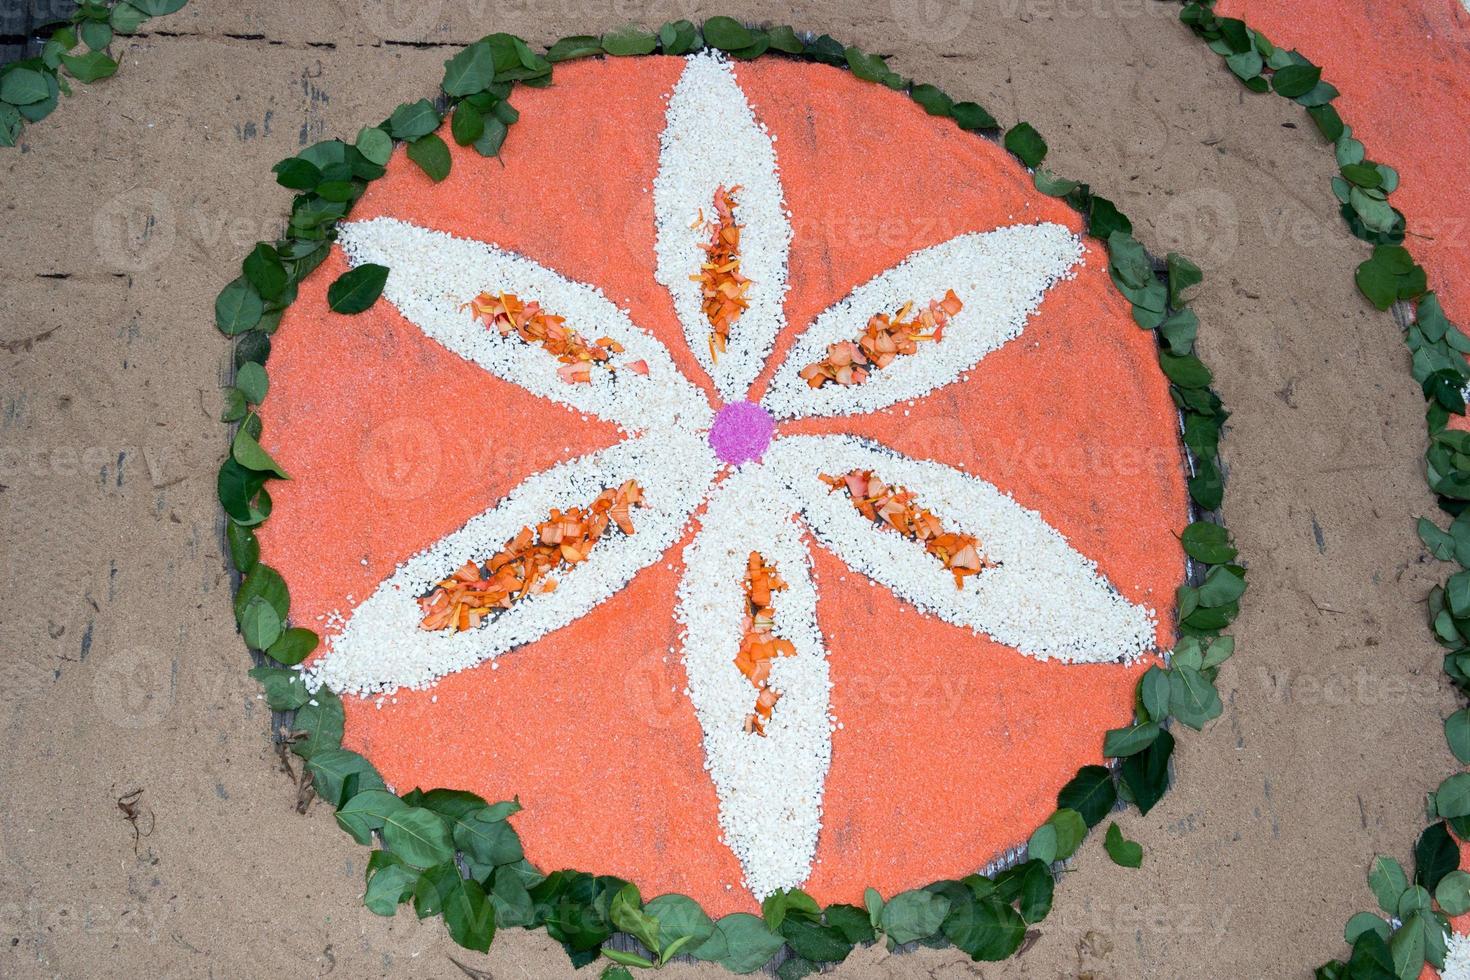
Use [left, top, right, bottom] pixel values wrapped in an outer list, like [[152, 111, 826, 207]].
[[761, 224, 1084, 420], [654, 52, 793, 403], [676, 464, 830, 898], [337, 216, 711, 435], [764, 434, 1156, 663], [312, 429, 719, 695]]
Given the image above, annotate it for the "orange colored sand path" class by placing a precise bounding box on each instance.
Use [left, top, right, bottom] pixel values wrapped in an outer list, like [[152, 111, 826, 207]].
[[259, 56, 1188, 913], [1219, 0, 1470, 326]]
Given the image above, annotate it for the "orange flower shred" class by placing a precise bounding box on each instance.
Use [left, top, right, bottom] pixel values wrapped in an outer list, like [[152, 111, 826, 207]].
[[799, 289, 963, 388]]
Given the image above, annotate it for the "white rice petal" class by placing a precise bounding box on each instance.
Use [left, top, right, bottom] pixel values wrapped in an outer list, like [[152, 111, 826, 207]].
[[654, 51, 792, 402], [337, 216, 712, 435], [764, 434, 1157, 662], [1447, 931, 1470, 980], [309, 430, 719, 695], [677, 464, 830, 898], [762, 224, 1084, 420]]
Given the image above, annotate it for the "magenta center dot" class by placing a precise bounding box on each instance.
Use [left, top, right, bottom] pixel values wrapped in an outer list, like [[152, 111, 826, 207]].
[[709, 401, 775, 465]]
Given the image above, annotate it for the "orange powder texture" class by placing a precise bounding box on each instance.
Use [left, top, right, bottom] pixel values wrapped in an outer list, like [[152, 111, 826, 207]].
[[258, 56, 1187, 913]]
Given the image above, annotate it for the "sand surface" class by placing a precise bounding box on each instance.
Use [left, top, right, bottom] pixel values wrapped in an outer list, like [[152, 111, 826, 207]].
[[0, 1, 1458, 977]]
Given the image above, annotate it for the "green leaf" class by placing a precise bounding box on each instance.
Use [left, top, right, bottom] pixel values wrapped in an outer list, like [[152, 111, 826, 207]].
[[388, 99, 440, 140], [1180, 521, 1237, 564], [1140, 666, 1171, 721], [1121, 729, 1173, 815], [1198, 565, 1247, 606], [451, 103, 484, 146], [951, 101, 998, 131], [60, 51, 118, 83], [232, 427, 289, 479], [761, 888, 821, 930], [0, 103, 21, 147], [452, 805, 524, 867], [1415, 822, 1458, 892], [1026, 822, 1057, 865], [780, 917, 850, 963], [132, 0, 187, 13], [705, 913, 783, 973], [1367, 855, 1408, 914], [247, 665, 309, 710], [1345, 912, 1390, 945], [336, 789, 408, 844], [427, 863, 496, 951], [0, 69, 50, 105], [1435, 773, 1470, 819], [111, 3, 149, 33], [1390, 913, 1427, 980], [1347, 928, 1397, 980], [909, 84, 954, 117], [306, 747, 385, 806], [235, 361, 269, 404], [406, 133, 452, 182], [1047, 808, 1087, 859], [1033, 169, 1079, 197], [80, 20, 113, 52], [267, 627, 318, 667], [1103, 721, 1160, 757], [383, 806, 455, 869], [1166, 252, 1204, 306], [645, 893, 716, 955], [599, 963, 639, 978], [443, 40, 496, 96], [1169, 665, 1223, 729], [363, 855, 417, 916], [238, 594, 282, 650], [609, 883, 660, 953], [1003, 122, 1047, 168], [1436, 869, 1470, 916], [327, 264, 389, 314], [272, 157, 321, 191], [823, 903, 875, 944], [942, 894, 1025, 960], [1057, 765, 1117, 827], [234, 563, 288, 621], [215, 277, 264, 335], [1103, 822, 1142, 868], [601, 26, 658, 57], [292, 688, 344, 759], [355, 126, 392, 165], [879, 889, 949, 944], [1159, 352, 1213, 388], [703, 16, 755, 50], [546, 35, 603, 62], [1271, 62, 1322, 98], [226, 521, 259, 572], [1446, 709, 1470, 763]]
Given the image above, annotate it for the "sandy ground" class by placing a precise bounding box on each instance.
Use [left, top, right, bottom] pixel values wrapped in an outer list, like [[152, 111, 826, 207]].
[[0, 1, 1458, 977]]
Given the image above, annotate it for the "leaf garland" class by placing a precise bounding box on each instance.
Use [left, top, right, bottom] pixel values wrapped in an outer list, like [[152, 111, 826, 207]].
[[0, 0, 191, 148], [217, 18, 1242, 974]]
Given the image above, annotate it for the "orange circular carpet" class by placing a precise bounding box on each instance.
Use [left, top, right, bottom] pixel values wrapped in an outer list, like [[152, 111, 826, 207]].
[[259, 54, 1188, 914]]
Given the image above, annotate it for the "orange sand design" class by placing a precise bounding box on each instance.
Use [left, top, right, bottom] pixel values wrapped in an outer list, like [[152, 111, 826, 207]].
[[259, 56, 1188, 913], [1219, 0, 1470, 326]]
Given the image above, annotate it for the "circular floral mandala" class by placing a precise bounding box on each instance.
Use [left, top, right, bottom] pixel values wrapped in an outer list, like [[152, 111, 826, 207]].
[[259, 51, 1189, 914]]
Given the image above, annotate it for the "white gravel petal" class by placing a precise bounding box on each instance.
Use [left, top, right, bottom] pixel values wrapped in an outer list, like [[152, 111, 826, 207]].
[[654, 51, 792, 402], [338, 216, 711, 435], [765, 434, 1157, 662], [676, 465, 830, 898], [762, 224, 1084, 420], [309, 430, 719, 696]]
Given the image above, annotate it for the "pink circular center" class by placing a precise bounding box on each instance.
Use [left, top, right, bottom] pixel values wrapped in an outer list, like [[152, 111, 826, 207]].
[[708, 401, 775, 465]]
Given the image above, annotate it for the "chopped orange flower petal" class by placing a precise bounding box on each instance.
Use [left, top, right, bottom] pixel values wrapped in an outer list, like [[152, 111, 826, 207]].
[[821, 468, 996, 587], [735, 551, 796, 736], [418, 480, 646, 632], [690, 185, 751, 361], [799, 289, 963, 389], [466, 291, 640, 385]]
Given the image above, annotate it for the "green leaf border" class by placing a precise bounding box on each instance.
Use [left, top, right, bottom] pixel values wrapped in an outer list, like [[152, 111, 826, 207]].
[[0, 0, 191, 148], [1173, 3, 1470, 976], [217, 19, 1244, 973]]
